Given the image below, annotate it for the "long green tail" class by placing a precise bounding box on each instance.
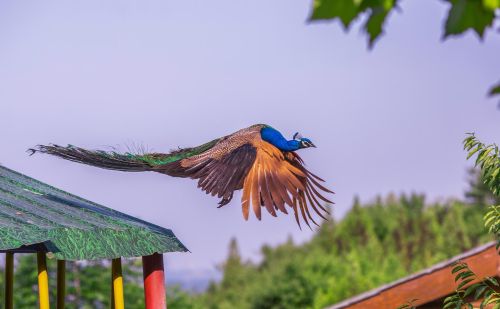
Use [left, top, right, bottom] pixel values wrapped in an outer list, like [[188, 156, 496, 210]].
[[29, 139, 219, 172]]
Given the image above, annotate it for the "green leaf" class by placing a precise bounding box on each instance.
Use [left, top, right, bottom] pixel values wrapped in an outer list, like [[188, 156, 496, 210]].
[[489, 82, 500, 97], [458, 278, 475, 289], [482, 0, 500, 10], [456, 270, 474, 282], [309, 0, 360, 28], [364, 7, 390, 48], [474, 285, 489, 300], [445, 294, 461, 303], [452, 264, 468, 274], [477, 148, 494, 166], [444, 301, 459, 309], [484, 213, 497, 227], [444, 0, 495, 39], [467, 146, 481, 160], [487, 277, 500, 286], [309, 0, 398, 47], [485, 294, 500, 305], [464, 283, 481, 297], [482, 295, 492, 308]]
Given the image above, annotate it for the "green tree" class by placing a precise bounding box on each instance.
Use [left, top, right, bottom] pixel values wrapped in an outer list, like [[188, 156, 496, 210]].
[[192, 191, 491, 309]]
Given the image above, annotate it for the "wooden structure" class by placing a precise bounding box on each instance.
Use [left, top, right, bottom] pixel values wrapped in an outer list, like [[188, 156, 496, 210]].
[[0, 165, 188, 308], [327, 242, 499, 308]]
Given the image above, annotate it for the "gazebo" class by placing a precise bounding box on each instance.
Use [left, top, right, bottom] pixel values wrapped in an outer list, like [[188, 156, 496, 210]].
[[0, 165, 188, 308]]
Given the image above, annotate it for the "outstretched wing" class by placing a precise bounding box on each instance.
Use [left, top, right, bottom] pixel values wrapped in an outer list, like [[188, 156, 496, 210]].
[[172, 144, 257, 204], [158, 125, 263, 203], [241, 138, 333, 229]]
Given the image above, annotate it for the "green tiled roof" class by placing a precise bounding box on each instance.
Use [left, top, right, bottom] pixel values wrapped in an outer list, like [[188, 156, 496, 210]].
[[0, 165, 187, 260]]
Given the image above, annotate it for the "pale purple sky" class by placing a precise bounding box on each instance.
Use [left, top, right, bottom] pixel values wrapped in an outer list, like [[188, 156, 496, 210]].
[[1, 0, 499, 282]]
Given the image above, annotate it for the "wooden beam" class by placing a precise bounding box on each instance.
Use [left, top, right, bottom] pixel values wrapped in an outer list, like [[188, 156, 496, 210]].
[[4, 252, 14, 309], [57, 260, 66, 309], [111, 258, 125, 309], [143, 253, 167, 309], [37, 252, 50, 309]]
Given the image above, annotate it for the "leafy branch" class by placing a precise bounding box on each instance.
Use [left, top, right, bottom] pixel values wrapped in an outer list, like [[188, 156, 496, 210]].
[[463, 134, 500, 196], [443, 261, 500, 309], [484, 205, 500, 248], [442, 135, 500, 308], [464, 134, 500, 248]]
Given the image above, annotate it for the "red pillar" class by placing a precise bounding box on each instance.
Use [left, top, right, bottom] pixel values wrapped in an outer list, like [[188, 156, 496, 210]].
[[143, 253, 167, 309]]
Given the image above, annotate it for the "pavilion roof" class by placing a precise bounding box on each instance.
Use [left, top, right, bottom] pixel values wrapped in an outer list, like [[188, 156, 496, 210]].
[[0, 165, 187, 260]]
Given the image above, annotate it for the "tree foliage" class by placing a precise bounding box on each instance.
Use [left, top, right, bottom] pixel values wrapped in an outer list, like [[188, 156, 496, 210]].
[[309, 0, 499, 47], [464, 134, 500, 196], [438, 134, 500, 309], [309, 0, 500, 98], [187, 192, 492, 309]]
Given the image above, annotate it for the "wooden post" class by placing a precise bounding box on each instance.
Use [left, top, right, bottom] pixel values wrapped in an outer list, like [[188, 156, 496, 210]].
[[5, 252, 14, 309], [57, 260, 66, 309], [37, 252, 50, 309], [142, 253, 166, 309], [111, 258, 125, 309]]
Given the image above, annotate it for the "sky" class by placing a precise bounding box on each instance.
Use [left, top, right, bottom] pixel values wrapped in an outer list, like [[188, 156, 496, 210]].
[[1, 0, 499, 285]]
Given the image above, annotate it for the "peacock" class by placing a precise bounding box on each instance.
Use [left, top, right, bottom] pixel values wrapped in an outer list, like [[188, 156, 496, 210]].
[[30, 124, 334, 228]]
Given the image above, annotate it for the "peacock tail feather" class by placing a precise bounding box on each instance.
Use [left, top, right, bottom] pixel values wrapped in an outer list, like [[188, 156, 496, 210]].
[[29, 138, 221, 172], [137, 138, 220, 165]]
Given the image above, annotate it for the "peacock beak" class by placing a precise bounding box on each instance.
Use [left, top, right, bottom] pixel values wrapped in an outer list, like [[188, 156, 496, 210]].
[[310, 142, 317, 148]]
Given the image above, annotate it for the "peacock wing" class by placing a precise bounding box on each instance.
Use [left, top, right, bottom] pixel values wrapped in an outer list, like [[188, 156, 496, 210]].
[[241, 138, 333, 228], [155, 125, 264, 204]]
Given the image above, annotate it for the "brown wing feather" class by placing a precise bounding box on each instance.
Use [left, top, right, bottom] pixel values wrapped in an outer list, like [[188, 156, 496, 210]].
[[241, 138, 333, 227], [195, 144, 257, 203]]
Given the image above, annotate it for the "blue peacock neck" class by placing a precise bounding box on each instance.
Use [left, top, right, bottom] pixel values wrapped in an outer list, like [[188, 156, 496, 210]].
[[260, 127, 300, 151]]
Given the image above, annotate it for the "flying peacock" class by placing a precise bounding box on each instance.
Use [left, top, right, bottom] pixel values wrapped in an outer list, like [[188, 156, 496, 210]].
[[30, 124, 334, 228]]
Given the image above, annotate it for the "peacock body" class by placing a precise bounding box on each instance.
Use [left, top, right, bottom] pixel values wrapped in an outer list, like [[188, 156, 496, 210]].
[[31, 124, 333, 228]]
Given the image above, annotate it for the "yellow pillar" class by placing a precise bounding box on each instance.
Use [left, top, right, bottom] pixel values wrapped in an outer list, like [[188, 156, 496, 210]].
[[37, 252, 50, 309], [111, 269, 115, 309], [5, 252, 14, 309], [111, 258, 124, 309], [57, 260, 66, 309]]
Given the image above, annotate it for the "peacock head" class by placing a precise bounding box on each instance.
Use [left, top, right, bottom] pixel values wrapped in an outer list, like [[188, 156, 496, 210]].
[[293, 132, 316, 149]]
